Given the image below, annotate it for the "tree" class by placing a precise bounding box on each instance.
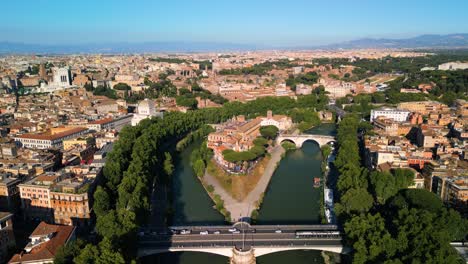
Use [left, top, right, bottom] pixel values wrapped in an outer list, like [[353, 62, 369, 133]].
[[259, 125, 279, 139], [388, 189, 443, 213], [163, 152, 174, 177], [369, 171, 397, 204], [54, 239, 85, 264], [176, 95, 198, 109], [113, 83, 131, 91], [393, 208, 463, 263], [193, 159, 205, 178], [345, 213, 397, 263], [392, 168, 414, 189], [84, 82, 94, 92], [74, 244, 99, 264], [338, 188, 373, 214], [253, 137, 268, 147], [93, 186, 110, 217], [96, 209, 137, 240], [337, 164, 368, 193], [96, 238, 126, 264]]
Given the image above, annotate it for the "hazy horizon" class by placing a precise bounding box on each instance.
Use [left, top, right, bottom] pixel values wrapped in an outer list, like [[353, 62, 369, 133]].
[[2, 0, 468, 46]]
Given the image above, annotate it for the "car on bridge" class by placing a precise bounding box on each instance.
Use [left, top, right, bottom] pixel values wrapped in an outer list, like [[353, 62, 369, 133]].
[[200, 231, 209, 235], [180, 229, 191, 235]]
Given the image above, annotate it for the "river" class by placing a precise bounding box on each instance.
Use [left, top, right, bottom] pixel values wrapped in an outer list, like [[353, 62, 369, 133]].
[[141, 123, 337, 264]]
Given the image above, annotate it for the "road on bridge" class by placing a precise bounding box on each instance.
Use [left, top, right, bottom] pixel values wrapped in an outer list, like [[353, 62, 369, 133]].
[[139, 224, 342, 251]]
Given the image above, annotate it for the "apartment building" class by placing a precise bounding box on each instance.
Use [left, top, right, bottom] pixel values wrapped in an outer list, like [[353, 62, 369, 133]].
[[0, 175, 21, 212], [370, 107, 410, 122], [86, 115, 132, 132], [14, 127, 89, 149], [18, 167, 100, 225], [0, 212, 15, 264]]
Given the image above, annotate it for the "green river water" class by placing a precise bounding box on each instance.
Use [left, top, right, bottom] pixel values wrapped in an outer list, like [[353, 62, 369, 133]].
[[142, 124, 337, 264]]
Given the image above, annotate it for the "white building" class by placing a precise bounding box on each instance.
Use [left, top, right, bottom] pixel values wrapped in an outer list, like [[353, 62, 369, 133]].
[[14, 127, 89, 149], [260, 110, 293, 131], [438, 61, 468, 71], [131, 99, 163, 126], [295, 84, 312, 95], [370, 107, 410, 122], [36, 67, 74, 93]]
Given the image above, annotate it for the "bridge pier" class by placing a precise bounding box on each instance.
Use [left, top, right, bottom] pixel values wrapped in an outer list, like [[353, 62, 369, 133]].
[[231, 248, 256, 264]]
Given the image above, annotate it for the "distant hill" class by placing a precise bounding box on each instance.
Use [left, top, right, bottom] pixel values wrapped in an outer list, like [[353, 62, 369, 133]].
[[320, 34, 468, 49], [1, 34, 468, 54], [0, 41, 261, 54]]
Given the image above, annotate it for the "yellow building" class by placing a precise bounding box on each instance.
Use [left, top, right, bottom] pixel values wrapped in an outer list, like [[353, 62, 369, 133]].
[[63, 137, 94, 151]]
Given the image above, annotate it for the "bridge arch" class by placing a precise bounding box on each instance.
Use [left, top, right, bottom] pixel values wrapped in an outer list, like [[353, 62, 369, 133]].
[[279, 138, 299, 148], [255, 246, 350, 257], [138, 246, 350, 259], [276, 134, 335, 148]]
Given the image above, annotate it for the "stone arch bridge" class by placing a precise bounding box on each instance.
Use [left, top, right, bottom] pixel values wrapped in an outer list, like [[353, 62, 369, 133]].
[[276, 134, 335, 148]]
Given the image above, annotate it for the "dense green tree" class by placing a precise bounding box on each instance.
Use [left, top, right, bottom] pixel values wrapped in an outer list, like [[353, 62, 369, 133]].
[[54, 239, 85, 264], [84, 82, 94, 92], [96, 238, 126, 264], [345, 213, 398, 264], [74, 244, 99, 264], [337, 164, 368, 193], [392, 168, 415, 189], [176, 95, 198, 109], [93, 186, 110, 217], [388, 189, 443, 213], [369, 171, 397, 204], [96, 209, 137, 240], [259, 125, 279, 139], [393, 208, 462, 263], [113, 83, 131, 91], [193, 159, 205, 178], [337, 188, 373, 214], [163, 152, 174, 177], [253, 137, 268, 147]]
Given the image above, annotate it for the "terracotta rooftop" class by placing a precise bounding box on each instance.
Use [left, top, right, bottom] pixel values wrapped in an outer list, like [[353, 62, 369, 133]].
[[9, 222, 75, 264], [88, 117, 113, 125], [16, 127, 87, 141]]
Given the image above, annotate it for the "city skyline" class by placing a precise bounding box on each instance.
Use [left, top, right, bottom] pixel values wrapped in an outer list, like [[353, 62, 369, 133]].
[[2, 0, 468, 46]]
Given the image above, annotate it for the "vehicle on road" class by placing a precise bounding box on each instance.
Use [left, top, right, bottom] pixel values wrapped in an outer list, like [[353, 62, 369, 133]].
[[228, 228, 238, 232], [213, 231, 221, 234], [251, 229, 256, 233], [295, 231, 340, 238], [232, 230, 241, 234], [200, 231, 209, 235], [180, 229, 191, 235], [275, 229, 282, 233]]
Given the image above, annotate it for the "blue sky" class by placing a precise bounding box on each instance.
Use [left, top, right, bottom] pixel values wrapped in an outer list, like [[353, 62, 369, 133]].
[[2, 0, 468, 46]]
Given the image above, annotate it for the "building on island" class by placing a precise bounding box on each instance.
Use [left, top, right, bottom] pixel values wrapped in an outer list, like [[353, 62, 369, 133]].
[[207, 111, 292, 172]]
